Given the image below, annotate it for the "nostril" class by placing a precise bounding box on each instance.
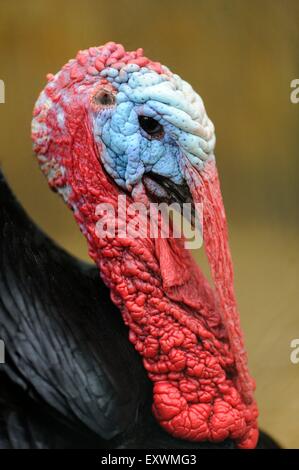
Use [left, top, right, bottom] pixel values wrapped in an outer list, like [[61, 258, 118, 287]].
[[93, 89, 116, 107]]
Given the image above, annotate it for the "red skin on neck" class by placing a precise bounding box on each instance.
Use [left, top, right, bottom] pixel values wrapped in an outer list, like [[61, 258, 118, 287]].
[[32, 43, 258, 448]]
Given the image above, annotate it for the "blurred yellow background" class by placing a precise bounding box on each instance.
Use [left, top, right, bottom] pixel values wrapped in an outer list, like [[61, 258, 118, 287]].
[[0, 0, 298, 448]]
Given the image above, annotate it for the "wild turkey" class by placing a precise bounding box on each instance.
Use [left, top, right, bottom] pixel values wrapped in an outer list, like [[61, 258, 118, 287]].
[[0, 42, 278, 449]]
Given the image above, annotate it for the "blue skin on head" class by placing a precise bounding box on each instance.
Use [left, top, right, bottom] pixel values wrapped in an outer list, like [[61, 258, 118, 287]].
[[92, 65, 215, 192]]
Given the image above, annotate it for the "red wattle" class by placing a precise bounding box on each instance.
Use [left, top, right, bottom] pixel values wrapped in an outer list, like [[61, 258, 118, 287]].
[[185, 159, 255, 404]]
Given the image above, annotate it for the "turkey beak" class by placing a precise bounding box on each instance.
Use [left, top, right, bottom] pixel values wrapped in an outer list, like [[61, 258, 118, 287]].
[[142, 172, 197, 229]]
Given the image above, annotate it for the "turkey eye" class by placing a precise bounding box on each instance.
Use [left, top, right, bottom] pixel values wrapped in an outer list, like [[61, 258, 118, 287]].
[[138, 116, 163, 138], [93, 90, 115, 107]]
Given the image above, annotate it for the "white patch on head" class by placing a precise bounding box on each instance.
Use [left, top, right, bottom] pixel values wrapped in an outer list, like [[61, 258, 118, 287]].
[[116, 68, 216, 164]]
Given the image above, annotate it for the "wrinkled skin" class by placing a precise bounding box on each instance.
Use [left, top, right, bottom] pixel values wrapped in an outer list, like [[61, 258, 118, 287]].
[[92, 65, 214, 189], [32, 42, 258, 448]]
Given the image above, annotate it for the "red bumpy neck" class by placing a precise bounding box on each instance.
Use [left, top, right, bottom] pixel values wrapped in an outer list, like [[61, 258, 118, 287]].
[[32, 43, 259, 449]]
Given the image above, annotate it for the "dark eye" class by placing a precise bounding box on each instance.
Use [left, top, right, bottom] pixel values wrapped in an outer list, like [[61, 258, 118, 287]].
[[93, 90, 115, 107], [138, 115, 164, 138]]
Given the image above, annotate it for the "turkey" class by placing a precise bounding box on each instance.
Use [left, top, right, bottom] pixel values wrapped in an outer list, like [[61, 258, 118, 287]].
[[0, 42, 278, 449]]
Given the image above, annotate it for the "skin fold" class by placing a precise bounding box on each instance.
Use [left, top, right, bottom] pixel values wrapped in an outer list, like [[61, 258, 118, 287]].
[[31, 42, 258, 448]]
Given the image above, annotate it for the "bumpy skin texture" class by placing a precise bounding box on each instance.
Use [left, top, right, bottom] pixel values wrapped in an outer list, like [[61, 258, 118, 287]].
[[32, 42, 258, 448]]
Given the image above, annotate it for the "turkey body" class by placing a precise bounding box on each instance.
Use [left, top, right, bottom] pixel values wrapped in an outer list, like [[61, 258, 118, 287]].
[[0, 171, 278, 449]]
